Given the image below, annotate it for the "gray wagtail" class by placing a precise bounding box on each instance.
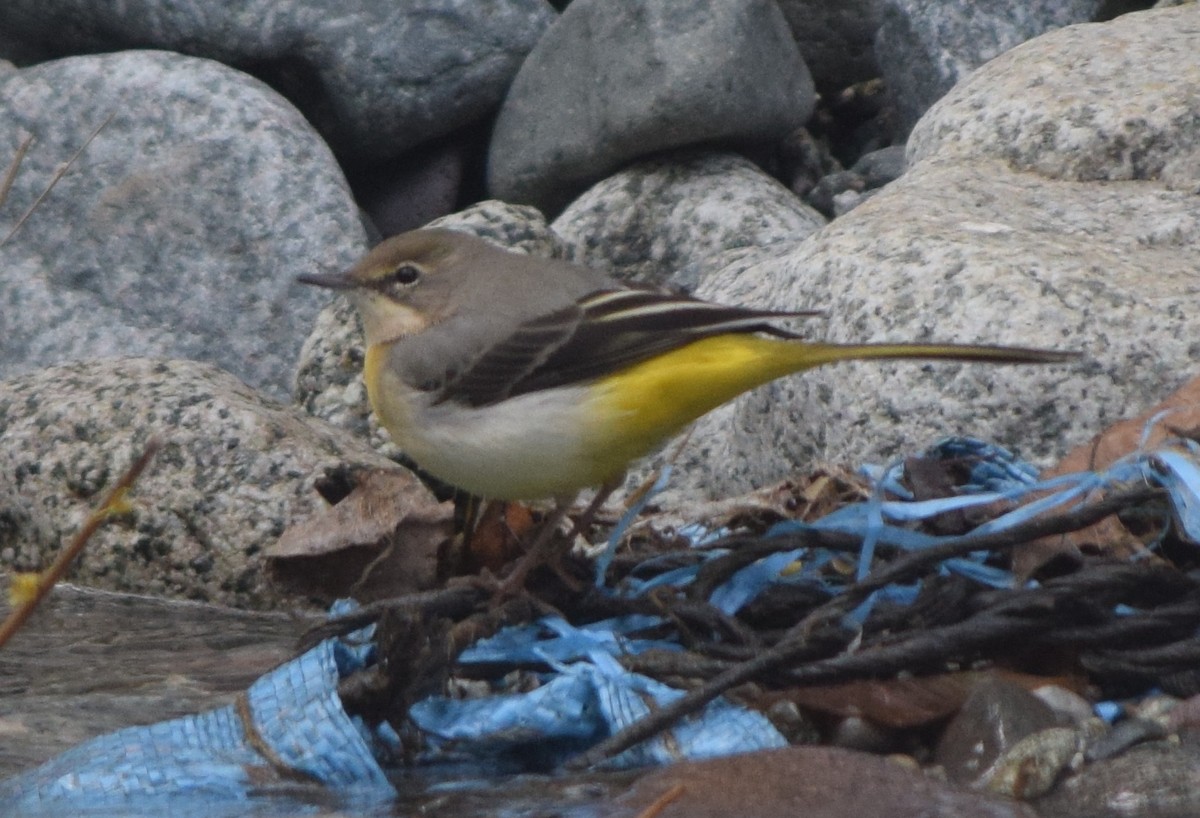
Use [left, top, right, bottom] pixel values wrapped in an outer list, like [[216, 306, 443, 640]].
[[299, 228, 1076, 588]]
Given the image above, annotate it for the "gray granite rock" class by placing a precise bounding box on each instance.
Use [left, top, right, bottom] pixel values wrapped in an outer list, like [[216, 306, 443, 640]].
[[0, 0, 555, 163], [295, 201, 565, 453], [0, 483, 55, 570], [876, 0, 1105, 136], [358, 136, 472, 238], [806, 169, 867, 219], [488, 0, 816, 214], [552, 151, 826, 288], [852, 145, 908, 187], [1036, 741, 1200, 818], [0, 357, 405, 609], [621, 7, 1199, 502], [806, 145, 905, 218], [0, 50, 366, 398], [908, 5, 1200, 188], [644, 154, 1194, 501], [776, 0, 882, 92]]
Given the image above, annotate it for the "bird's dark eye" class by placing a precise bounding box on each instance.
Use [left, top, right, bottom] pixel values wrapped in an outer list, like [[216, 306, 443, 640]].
[[392, 264, 422, 286]]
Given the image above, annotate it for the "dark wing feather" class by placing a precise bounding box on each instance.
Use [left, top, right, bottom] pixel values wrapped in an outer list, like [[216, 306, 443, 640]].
[[434, 303, 584, 407], [439, 289, 819, 407]]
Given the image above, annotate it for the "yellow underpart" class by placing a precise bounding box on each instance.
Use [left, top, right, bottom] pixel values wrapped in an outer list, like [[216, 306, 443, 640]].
[[580, 334, 1011, 478], [363, 343, 389, 421], [580, 335, 835, 476]]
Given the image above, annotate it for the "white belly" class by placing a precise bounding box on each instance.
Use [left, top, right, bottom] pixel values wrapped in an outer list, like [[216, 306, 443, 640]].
[[389, 384, 621, 500]]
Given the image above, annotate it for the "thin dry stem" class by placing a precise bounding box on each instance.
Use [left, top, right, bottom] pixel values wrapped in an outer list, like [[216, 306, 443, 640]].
[[1, 112, 116, 247], [0, 438, 161, 649], [0, 133, 34, 211]]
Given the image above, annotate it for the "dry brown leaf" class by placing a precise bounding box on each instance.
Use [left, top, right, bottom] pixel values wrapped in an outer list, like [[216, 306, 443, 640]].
[[1014, 374, 1200, 578], [615, 745, 1038, 818], [266, 468, 453, 603], [464, 500, 535, 574], [762, 669, 1085, 730]]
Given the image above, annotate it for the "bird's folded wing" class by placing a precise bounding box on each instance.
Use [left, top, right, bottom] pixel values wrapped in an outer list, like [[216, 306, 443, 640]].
[[440, 289, 819, 408]]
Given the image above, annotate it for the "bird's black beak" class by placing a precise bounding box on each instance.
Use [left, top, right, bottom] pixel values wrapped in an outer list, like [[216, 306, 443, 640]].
[[296, 271, 356, 290]]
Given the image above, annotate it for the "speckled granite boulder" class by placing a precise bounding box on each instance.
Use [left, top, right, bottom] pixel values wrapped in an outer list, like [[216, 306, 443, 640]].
[[1036, 741, 1200, 818], [552, 151, 826, 288], [0, 483, 55, 571], [907, 5, 1200, 188], [488, 0, 816, 214], [0, 50, 366, 398], [0, 358, 410, 609], [636, 7, 1198, 501], [876, 0, 1104, 135], [0, 0, 555, 163]]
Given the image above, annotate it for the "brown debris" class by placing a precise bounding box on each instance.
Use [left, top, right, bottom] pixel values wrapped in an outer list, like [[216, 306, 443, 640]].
[[1015, 375, 1200, 578], [266, 467, 453, 603], [615, 746, 1038, 818]]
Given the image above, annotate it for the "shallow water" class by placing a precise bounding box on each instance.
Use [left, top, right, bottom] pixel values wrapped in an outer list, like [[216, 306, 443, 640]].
[[0, 586, 307, 779], [0, 587, 635, 817]]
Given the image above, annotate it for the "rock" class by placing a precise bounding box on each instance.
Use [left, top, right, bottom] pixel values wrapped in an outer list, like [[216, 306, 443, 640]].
[[1036, 741, 1200, 818], [852, 145, 908, 188], [981, 727, 1082, 799], [805, 169, 867, 219], [425, 201, 570, 259], [488, 0, 815, 214], [0, 358, 407, 609], [876, 0, 1105, 136], [935, 676, 1064, 785], [1034, 686, 1099, 726], [0, 484, 54, 570], [638, 8, 1198, 501], [655, 154, 1193, 499], [776, 0, 882, 92], [614, 745, 1038, 818], [552, 151, 826, 287], [355, 133, 474, 239], [294, 201, 565, 450], [779, 127, 842, 200], [806, 137, 904, 219], [908, 5, 1200, 188], [0, 50, 366, 399], [0, 0, 555, 163]]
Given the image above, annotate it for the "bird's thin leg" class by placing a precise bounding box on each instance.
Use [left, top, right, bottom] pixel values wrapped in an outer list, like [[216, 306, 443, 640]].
[[562, 478, 621, 552], [542, 477, 623, 590], [493, 492, 579, 599], [493, 475, 622, 597], [460, 493, 483, 535]]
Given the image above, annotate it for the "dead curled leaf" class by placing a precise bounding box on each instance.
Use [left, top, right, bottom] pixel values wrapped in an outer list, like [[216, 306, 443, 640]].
[[464, 500, 535, 574], [1014, 375, 1200, 579], [266, 468, 454, 603], [758, 669, 1085, 730]]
